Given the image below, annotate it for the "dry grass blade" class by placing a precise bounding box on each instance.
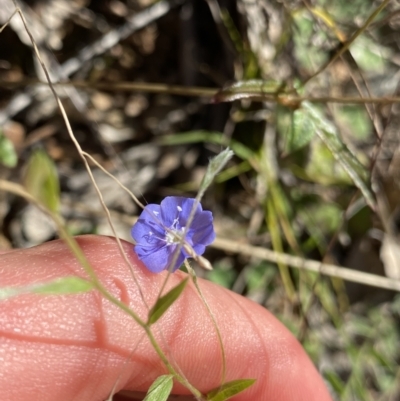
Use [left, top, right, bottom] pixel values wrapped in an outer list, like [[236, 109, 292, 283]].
[[6, 78, 400, 104], [212, 237, 400, 292], [8, 0, 149, 308]]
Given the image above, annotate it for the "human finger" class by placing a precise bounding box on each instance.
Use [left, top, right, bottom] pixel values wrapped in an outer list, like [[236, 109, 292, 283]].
[[0, 235, 332, 401]]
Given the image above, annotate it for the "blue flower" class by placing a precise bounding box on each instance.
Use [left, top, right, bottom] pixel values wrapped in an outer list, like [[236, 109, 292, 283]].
[[131, 197, 216, 273]]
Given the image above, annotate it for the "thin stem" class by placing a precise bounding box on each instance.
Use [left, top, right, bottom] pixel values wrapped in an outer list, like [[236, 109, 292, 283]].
[[6, 77, 400, 104], [0, 179, 147, 327], [10, 0, 148, 308], [0, 179, 205, 399], [185, 260, 227, 385], [144, 326, 205, 400], [0, 9, 17, 34]]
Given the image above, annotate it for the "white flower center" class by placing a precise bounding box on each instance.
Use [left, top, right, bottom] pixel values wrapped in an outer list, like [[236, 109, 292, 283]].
[[145, 204, 186, 246], [165, 226, 185, 244]]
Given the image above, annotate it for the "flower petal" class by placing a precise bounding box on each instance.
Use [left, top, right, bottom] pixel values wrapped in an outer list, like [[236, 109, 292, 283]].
[[159, 197, 182, 227], [136, 244, 170, 273], [189, 210, 213, 231], [131, 197, 215, 273], [168, 247, 187, 272], [191, 243, 206, 256], [178, 197, 202, 227], [136, 244, 186, 273], [131, 204, 164, 245], [160, 197, 201, 228], [190, 211, 216, 246]]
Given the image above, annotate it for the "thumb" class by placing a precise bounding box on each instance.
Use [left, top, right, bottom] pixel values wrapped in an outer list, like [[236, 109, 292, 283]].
[[0, 235, 332, 401]]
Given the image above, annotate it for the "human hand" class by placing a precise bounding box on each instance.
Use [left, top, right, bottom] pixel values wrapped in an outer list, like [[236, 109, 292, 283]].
[[0, 235, 332, 401]]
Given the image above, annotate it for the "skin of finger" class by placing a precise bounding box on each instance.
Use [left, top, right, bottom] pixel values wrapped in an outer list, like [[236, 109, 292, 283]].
[[0, 236, 332, 401]]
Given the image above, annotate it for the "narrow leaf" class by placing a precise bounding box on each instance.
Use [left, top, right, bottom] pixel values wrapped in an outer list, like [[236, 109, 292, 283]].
[[33, 276, 94, 295], [143, 375, 173, 401], [214, 79, 283, 102], [199, 148, 234, 195], [0, 276, 94, 301], [24, 149, 60, 213], [148, 278, 189, 325], [302, 101, 376, 210], [207, 379, 256, 401]]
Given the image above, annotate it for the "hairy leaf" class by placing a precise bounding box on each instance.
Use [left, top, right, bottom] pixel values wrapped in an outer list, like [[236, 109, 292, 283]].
[[199, 148, 234, 195]]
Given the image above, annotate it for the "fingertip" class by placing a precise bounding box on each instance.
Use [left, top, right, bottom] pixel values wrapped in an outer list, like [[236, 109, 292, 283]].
[[0, 235, 332, 401]]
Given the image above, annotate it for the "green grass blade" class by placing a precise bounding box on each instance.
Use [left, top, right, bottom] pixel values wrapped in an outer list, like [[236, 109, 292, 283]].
[[303, 101, 375, 210], [266, 197, 296, 301]]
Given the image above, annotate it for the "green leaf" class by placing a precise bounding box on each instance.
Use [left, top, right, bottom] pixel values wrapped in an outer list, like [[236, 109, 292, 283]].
[[0, 276, 94, 301], [213, 79, 283, 102], [24, 149, 60, 213], [0, 131, 17, 167], [206, 379, 256, 401], [215, 160, 252, 183], [280, 108, 316, 153], [199, 148, 234, 196], [148, 278, 189, 325], [143, 375, 173, 401], [33, 276, 94, 295], [302, 102, 375, 210]]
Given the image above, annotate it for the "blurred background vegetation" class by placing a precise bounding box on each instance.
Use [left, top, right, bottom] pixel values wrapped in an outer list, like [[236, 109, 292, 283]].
[[1, 0, 400, 399]]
